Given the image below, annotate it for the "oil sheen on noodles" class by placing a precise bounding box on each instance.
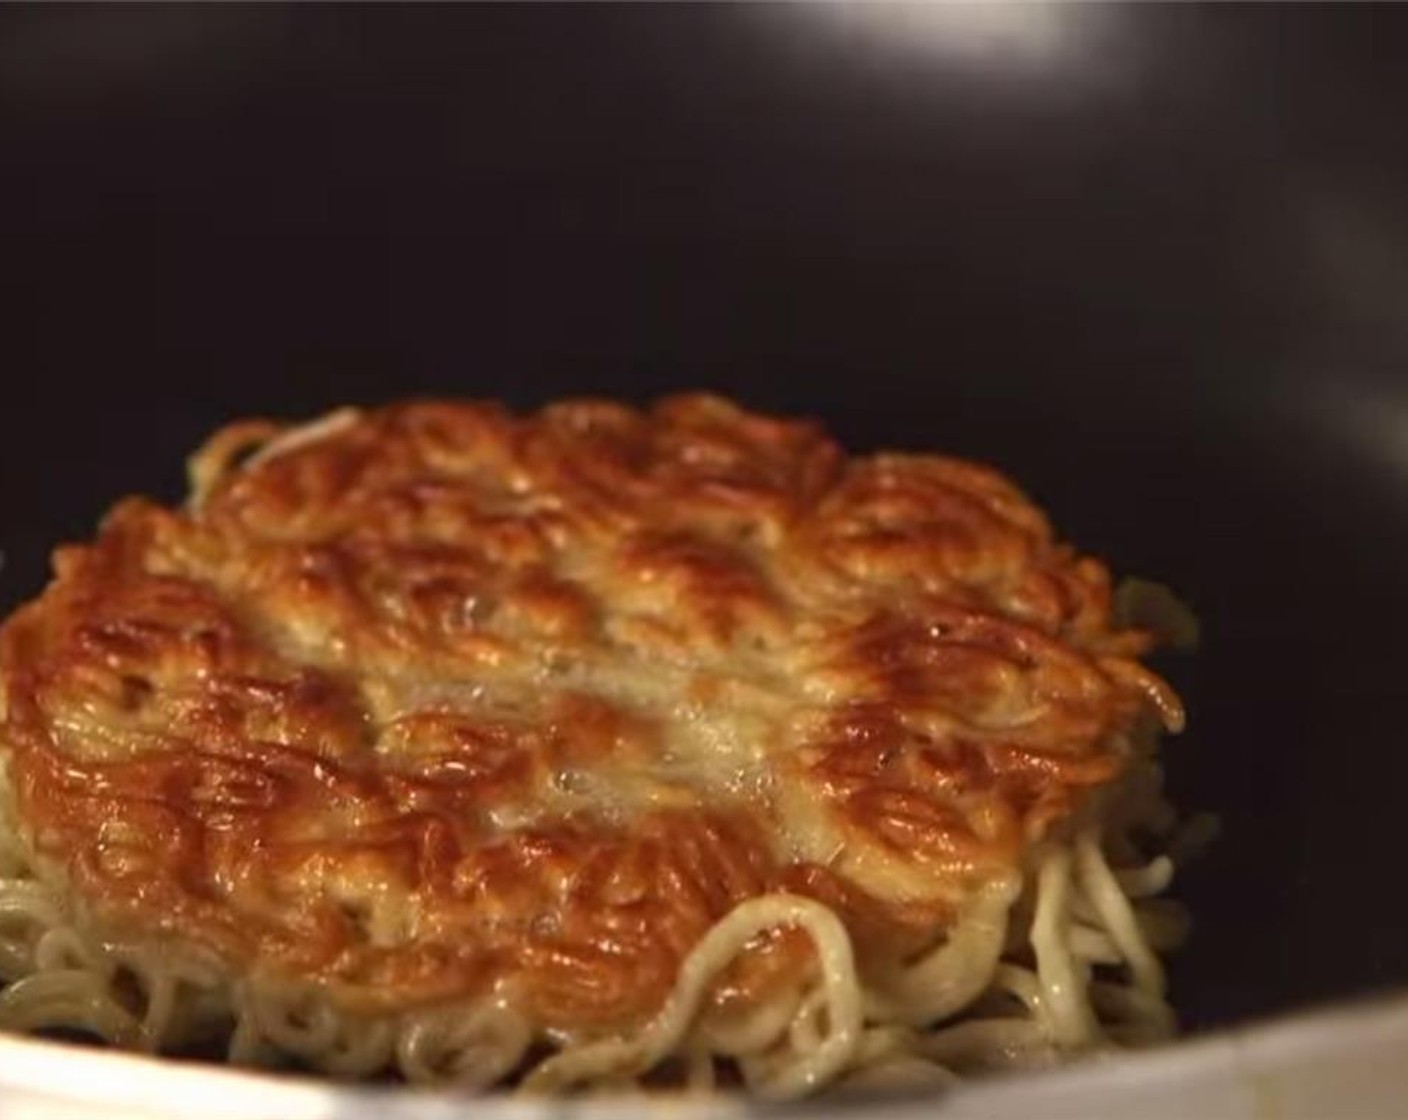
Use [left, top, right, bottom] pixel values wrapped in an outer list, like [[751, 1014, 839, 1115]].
[[0, 743, 1190, 1097]]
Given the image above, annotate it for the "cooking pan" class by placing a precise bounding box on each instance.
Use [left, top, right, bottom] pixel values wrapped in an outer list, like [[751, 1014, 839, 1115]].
[[2, 3, 1407, 1115]]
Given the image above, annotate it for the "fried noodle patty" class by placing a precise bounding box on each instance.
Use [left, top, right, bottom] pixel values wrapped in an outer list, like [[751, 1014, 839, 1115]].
[[0, 395, 1182, 1039]]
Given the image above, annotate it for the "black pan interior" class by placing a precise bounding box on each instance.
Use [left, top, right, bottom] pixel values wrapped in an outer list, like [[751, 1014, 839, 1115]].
[[4, 3, 1408, 1037]]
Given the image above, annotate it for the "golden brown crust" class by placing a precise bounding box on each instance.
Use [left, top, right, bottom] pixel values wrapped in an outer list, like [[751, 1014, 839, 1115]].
[[0, 395, 1182, 1034]]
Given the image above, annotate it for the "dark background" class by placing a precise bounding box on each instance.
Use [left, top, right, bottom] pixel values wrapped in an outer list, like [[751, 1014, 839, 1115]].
[[4, 3, 1408, 1034]]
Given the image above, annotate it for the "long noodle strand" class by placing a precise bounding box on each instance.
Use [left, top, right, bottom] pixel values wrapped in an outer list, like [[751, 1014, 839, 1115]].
[[1031, 847, 1100, 1049], [1074, 826, 1166, 999]]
